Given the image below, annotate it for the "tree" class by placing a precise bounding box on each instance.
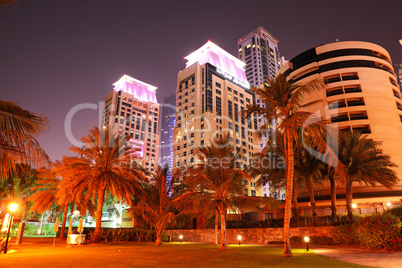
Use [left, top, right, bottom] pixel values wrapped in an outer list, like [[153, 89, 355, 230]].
[[338, 131, 398, 221], [0, 164, 39, 221], [29, 161, 94, 239], [130, 165, 186, 246], [243, 73, 331, 257], [295, 146, 325, 224], [62, 126, 146, 243], [176, 134, 277, 250], [0, 100, 49, 176]]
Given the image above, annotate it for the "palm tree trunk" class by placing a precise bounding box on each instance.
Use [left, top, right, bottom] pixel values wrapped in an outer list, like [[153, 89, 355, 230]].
[[219, 207, 227, 250], [306, 177, 317, 224], [345, 179, 353, 221], [292, 184, 299, 227], [93, 186, 106, 243], [329, 176, 337, 223], [283, 130, 293, 257], [156, 227, 162, 246], [60, 204, 68, 240], [214, 209, 218, 246], [37, 212, 44, 235]]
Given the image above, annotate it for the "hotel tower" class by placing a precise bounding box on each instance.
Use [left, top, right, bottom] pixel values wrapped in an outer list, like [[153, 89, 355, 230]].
[[237, 27, 284, 199], [281, 41, 402, 213], [102, 75, 160, 173], [173, 41, 260, 196]]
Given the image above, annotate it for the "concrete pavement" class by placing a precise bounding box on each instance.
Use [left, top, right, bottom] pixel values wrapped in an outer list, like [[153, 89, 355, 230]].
[[313, 246, 402, 268]]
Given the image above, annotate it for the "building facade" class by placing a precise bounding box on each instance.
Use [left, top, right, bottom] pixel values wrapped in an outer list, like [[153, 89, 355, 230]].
[[280, 41, 402, 214], [173, 41, 260, 196], [159, 94, 176, 175], [102, 74, 160, 173], [237, 27, 284, 199]]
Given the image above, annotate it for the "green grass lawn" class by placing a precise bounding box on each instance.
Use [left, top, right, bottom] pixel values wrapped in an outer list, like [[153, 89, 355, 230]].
[[1, 239, 371, 267]]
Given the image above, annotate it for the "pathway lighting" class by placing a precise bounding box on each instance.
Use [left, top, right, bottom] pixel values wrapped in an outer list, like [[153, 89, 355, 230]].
[[179, 235, 183, 243], [238, 235, 241, 245], [304, 236, 310, 251], [4, 203, 19, 254]]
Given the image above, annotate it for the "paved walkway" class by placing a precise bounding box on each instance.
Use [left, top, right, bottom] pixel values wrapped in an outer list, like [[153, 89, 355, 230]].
[[312, 246, 402, 268]]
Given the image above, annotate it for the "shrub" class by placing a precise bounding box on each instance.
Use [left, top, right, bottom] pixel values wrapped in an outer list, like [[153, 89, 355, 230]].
[[385, 207, 402, 219], [330, 223, 359, 245], [330, 213, 402, 251], [41, 223, 55, 235], [86, 228, 156, 243], [22, 223, 39, 235], [354, 214, 402, 251]]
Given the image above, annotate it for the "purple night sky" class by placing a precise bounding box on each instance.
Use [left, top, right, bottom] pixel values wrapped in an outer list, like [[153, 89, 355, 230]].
[[0, 0, 401, 162]]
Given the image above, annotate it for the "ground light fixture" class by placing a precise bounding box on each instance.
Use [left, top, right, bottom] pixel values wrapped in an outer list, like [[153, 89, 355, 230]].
[[238, 235, 241, 245], [352, 203, 357, 208], [304, 236, 310, 251], [179, 235, 183, 243], [386, 202, 391, 207], [4, 203, 19, 254]]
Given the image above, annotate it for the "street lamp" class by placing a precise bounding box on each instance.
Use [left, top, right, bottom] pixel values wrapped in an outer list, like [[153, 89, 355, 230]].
[[237, 235, 242, 245], [4, 203, 18, 254], [304, 236, 310, 251], [179, 235, 183, 243]]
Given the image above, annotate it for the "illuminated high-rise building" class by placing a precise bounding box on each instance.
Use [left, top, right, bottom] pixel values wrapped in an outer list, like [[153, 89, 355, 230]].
[[102, 74, 160, 173], [237, 27, 284, 199], [173, 41, 260, 196], [159, 94, 176, 176], [281, 41, 402, 212]]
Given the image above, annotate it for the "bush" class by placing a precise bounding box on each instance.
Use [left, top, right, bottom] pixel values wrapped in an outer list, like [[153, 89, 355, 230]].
[[385, 207, 402, 219], [330, 223, 359, 245], [86, 228, 156, 243], [41, 223, 55, 235], [330, 213, 402, 251], [22, 223, 39, 235], [354, 214, 402, 251]]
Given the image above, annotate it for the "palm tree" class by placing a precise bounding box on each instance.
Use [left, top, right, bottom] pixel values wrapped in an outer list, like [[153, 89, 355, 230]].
[[130, 165, 187, 246], [338, 131, 398, 221], [62, 126, 146, 243], [0, 164, 39, 221], [0, 100, 49, 176], [176, 134, 277, 250], [243, 73, 332, 257], [30, 162, 94, 239], [295, 146, 325, 224]]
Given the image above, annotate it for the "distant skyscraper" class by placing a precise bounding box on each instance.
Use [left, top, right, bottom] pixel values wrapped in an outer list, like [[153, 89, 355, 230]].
[[238, 26, 281, 87], [159, 94, 176, 174], [237, 26, 283, 199], [173, 41, 260, 196], [102, 74, 160, 173]]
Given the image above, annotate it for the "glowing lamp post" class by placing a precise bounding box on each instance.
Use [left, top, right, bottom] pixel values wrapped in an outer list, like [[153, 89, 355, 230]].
[[4, 203, 19, 254], [238, 235, 242, 245], [304, 236, 310, 251], [179, 235, 183, 243]]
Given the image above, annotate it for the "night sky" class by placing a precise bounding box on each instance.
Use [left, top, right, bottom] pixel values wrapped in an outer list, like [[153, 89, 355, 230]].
[[0, 0, 401, 162]]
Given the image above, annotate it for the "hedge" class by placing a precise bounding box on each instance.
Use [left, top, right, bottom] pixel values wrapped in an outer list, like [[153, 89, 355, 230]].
[[330, 213, 402, 251]]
